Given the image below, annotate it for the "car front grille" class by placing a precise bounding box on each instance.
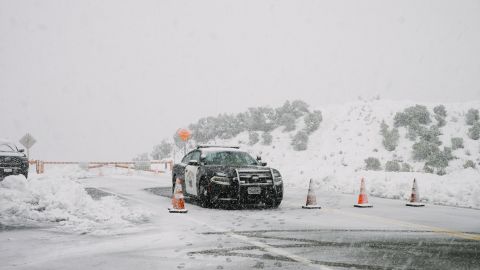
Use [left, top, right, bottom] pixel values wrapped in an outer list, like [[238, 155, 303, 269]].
[[236, 169, 273, 184], [0, 156, 24, 167]]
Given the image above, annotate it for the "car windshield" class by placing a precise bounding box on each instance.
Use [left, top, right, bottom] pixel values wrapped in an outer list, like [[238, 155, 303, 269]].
[[0, 143, 16, 152], [204, 151, 258, 166]]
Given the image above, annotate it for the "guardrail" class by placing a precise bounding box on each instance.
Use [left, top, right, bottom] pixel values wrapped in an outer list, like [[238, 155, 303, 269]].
[[29, 160, 173, 174]]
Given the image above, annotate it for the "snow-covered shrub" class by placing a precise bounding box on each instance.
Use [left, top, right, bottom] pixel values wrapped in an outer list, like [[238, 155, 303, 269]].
[[424, 147, 454, 170], [464, 160, 476, 169], [151, 140, 173, 160], [364, 157, 381, 171], [189, 116, 219, 143], [385, 161, 401, 172], [290, 100, 310, 118], [261, 132, 273, 145], [279, 113, 296, 132], [216, 114, 244, 139], [247, 107, 277, 132], [187, 100, 310, 143], [433, 105, 447, 117], [405, 122, 428, 141], [394, 105, 431, 127], [423, 164, 434, 173], [235, 112, 250, 133], [465, 108, 479, 125], [275, 100, 309, 124], [435, 114, 446, 127], [418, 125, 442, 145], [380, 121, 399, 151], [291, 131, 309, 151], [468, 122, 480, 140], [451, 137, 464, 150], [304, 110, 322, 134], [412, 140, 440, 161], [401, 162, 412, 172], [248, 131, 260, 145], [436, 168, 446, 176]]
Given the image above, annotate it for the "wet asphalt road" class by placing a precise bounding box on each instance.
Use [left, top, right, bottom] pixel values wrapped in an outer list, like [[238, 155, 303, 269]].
[[143, 186, 480, 270]]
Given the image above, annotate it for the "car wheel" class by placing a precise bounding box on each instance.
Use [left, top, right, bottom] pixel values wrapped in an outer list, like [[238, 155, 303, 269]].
[[172, 175, 176, 194], [267, 198, 281, 208], [198, 180, 212, 208]]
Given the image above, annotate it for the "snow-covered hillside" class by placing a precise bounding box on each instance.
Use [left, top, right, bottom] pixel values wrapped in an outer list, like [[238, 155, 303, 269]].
[[204, 99, 480, 208]]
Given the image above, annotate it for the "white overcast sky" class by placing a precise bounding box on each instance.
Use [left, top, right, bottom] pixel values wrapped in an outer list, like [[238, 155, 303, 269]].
[[1, 0, 479, 161]]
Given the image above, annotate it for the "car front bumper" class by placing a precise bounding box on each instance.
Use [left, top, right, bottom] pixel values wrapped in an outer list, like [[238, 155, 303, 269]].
[[0, 166, 28, 180], [209, 181, 283, 205]]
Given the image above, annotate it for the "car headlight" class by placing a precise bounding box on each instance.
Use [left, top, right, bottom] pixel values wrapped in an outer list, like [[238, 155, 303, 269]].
[[272, 170, 283, 185], [211, 172, 231, 185]]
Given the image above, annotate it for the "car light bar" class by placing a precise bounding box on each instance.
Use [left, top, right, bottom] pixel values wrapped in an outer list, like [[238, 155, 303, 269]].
[[196, 145, 240, 149]]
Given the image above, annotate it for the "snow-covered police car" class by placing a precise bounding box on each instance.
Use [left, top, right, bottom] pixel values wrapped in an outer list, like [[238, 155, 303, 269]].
[[172, 145, 283, 208]]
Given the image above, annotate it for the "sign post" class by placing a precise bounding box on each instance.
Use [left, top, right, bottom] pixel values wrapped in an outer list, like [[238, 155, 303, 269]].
[[177, 129, 191, 156], [19, 133, 36, 159]]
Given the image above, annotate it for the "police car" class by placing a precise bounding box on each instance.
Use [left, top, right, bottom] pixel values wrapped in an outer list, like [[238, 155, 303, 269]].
[[172, 145, 283, 208]]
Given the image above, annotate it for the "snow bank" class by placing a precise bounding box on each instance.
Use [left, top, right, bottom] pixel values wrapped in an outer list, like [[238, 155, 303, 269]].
[[0, 174, 150, 234], [310, 169, 480, 209]]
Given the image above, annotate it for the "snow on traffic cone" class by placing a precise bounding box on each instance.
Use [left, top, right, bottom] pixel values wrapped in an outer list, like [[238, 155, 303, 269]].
[[406, 178, 425, 207], [302, 179, 322, 209], [354, 178, 373, 208], [169, 178, 188, 213]]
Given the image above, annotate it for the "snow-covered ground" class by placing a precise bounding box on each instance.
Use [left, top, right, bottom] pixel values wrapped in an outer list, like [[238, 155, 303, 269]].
[[0, 166, 151, 235], [207, 99, 480, 209]]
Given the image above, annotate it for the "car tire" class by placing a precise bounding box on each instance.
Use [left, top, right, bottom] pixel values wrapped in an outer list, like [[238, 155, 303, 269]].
[[171, 175, 176, 194], [267, 198, 281, 208], [198, 180, 212, 208]]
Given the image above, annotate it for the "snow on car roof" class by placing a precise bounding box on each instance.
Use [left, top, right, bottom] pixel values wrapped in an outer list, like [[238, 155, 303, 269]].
[[200, 147, 244, 153]]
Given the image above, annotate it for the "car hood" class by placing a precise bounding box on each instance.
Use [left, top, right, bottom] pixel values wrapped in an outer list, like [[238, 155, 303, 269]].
[[0, 152, 26, 157]]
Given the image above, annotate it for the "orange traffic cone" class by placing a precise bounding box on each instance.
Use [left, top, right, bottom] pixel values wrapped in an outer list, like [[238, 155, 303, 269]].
[[169, 178, 188, 213], [406, 178, 425, 207], [354, 178, 372, 208], [302, 179, 322, 209]]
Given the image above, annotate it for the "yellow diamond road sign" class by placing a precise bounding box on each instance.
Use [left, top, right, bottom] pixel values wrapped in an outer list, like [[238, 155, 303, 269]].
[[19, 133, 36, 149]]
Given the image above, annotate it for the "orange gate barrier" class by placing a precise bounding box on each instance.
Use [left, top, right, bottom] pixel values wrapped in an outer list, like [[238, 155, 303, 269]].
[[30, 160, 173, 174]]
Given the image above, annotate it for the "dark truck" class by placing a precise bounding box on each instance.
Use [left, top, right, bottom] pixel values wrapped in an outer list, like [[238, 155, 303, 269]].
[[0, 141, 29, 180], [172, 145, 283, 208]]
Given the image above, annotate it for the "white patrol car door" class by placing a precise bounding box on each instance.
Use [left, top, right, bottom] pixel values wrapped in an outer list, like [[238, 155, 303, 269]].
[[184, 151, 200, 196]]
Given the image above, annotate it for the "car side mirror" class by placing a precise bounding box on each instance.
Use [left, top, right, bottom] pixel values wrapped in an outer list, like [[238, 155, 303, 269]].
[[18, 149, 25, 153], [260, 162, 267, 166], [188, 160, 200, 166]]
